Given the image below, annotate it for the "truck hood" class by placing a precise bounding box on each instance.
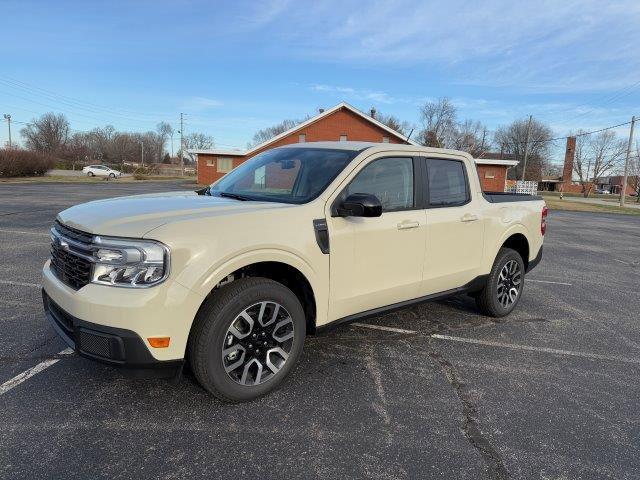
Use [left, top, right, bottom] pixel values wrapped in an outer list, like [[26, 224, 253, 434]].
[[57, 191, 289, 238]]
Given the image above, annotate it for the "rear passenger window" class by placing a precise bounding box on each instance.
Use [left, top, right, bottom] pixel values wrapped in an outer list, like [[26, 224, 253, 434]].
[[347, 157, 414, 212], [427, 159, 469, 206]]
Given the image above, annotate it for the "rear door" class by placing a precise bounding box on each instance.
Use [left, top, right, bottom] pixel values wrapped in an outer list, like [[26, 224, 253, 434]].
[[326, 155, 427, 320], [420, 157, 484, 294]]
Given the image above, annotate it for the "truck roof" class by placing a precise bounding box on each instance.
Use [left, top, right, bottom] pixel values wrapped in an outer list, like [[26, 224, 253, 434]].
[[277, 141, 475, 159]]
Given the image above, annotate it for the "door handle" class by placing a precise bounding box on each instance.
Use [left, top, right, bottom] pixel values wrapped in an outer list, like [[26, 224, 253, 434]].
[[397, 221, 420, 230], [460, 214, 479, 223]]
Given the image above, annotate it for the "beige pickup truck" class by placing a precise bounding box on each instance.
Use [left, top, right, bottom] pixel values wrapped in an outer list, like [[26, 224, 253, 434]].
[[43, 142, 546, 401]]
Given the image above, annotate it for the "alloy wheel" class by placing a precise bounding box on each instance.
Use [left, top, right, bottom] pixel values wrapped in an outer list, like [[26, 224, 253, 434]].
[[496, 259, 522, 308], [222, 301, 294, 386]]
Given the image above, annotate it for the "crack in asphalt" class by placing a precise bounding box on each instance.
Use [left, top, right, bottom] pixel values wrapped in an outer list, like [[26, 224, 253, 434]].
[[427, 340, 509, 480]]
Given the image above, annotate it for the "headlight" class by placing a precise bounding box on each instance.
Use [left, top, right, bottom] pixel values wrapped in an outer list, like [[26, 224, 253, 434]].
[[90, 236, 170, 288]]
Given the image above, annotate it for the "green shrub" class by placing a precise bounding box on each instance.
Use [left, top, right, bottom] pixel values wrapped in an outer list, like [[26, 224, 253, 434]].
[[0, 149, 56, 177]]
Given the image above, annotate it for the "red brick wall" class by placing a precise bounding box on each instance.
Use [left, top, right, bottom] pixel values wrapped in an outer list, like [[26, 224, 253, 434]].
[[476, 165, 508, 192], [197, 107, 405, 184], [197, 154, 244, 185]]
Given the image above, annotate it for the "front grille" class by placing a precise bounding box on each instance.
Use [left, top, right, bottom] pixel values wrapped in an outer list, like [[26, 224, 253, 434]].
[[50, 221, 94, 290]]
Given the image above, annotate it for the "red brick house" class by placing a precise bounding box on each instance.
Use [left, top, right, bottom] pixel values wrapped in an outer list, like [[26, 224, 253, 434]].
[[191, 102, 514, 191], [475, 159, 518, 191]]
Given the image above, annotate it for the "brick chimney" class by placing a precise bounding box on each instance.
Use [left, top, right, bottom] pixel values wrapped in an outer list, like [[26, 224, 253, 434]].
[[562, 137, 576, 182]]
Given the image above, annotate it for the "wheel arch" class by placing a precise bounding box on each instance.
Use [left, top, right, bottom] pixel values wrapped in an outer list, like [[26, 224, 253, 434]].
[[499, 231, 530, 270], [193, 252, 320, 334]]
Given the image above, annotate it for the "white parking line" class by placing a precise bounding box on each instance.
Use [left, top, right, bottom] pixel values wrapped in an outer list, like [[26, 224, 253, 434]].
[[527, 279, 572, 286], [352, 322, 417, 334], [0, 348, 73, 396], [614, 259, 630, 265], [0, 280, 41, 288], [431, 334, 640, 365], [0, 229, 49, 237]]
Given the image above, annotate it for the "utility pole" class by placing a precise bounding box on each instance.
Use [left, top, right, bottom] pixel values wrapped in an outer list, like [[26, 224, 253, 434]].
[[521, 115, 533, 181], [3, 114, 11, 148], [180, 113, 185, 177], [620, 116, 636, 207], [140, 141, 144, 167]]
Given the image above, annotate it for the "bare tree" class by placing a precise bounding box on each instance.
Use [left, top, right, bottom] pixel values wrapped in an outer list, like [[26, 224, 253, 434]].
[[20, 112, 70, 154], [375, 112, 413, 136], [630, 142, 640, 202], [494, 118, 553, 180], [451, 120, 489, 157], [156, 122, 174, 158], [417, 97, 457, 148], [248, 118, 307, 148], [573, 130, 626, 197], [185, 132, 214, 150], [183, 132, 215, 163]]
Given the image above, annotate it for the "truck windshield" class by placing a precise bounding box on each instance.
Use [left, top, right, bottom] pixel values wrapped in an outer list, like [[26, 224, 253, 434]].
[[210, 147, 359, 204]]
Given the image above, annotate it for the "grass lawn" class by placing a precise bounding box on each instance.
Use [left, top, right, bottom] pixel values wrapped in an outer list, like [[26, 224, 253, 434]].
[[542, 195, 640, 216]]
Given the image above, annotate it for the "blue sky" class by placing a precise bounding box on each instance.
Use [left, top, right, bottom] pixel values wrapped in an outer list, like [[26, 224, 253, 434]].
[[1, 0, 639, 161]]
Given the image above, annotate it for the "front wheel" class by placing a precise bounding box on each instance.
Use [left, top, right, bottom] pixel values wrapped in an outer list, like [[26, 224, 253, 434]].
[[188, 277, 306, 402], [475, 248, 525, 317], [109, 173, 115, 178], [87, 171, 94, 177]]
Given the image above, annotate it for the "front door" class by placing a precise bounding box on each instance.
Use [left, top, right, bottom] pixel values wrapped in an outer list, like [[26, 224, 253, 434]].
[[326, 156, 426, 321]]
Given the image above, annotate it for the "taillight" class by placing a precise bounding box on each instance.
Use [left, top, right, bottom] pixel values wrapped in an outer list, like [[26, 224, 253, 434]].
[[541, 206, 548, 235]]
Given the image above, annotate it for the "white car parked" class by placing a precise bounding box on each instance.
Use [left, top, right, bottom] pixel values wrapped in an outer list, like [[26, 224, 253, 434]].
[[82, 165, 122, 178]]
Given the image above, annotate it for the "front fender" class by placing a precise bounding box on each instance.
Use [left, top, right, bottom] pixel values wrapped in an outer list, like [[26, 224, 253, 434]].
[[176, 248, 329, 327]]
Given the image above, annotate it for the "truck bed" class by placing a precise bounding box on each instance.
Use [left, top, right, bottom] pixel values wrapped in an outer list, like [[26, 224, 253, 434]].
[[483, 192, 543, 203]]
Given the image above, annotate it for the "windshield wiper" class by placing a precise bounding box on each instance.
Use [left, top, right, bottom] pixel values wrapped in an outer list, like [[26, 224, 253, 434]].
[[217, 191, 251, 201]]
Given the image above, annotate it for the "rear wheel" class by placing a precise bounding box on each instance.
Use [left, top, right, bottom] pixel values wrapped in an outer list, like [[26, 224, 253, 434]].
[[475, 248, 525, 317], [188, 277, 306, 402]]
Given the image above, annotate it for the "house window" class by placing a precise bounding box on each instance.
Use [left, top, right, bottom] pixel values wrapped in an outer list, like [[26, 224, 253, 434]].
[[484, 170, 495, 179], [298, 134, 306, 143], [340, 135, 348, 142], [217, 158, 234, 173], [382, 136, 390, 143], [206, 159, 215, 167]]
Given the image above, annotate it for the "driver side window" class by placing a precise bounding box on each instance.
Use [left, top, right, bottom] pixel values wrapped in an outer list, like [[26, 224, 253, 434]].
[[346, 157, 414, 212]]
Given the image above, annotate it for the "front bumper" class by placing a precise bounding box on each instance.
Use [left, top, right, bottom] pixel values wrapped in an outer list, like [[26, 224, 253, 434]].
[[43, 291, 182, 377], [42, 259, 204, 373]]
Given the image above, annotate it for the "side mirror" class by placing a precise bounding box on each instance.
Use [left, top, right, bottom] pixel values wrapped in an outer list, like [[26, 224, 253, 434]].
[[336, 193, 382, 217]]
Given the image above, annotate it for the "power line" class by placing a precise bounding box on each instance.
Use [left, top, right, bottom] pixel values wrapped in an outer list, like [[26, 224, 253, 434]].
[[0, 76, 175, 121]]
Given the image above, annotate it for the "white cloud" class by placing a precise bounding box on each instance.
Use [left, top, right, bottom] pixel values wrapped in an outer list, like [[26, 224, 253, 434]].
[[245, 0, 640, 93], [310, 84, 412, 104], [182, 96, 223, 111]]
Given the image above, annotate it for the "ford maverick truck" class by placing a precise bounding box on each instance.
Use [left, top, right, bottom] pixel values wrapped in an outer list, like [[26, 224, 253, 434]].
[[43, 142, 546, 401]]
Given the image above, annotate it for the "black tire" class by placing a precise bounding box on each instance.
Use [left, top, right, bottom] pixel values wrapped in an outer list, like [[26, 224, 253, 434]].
[[109, 173, 115, 178], [87, 171, 94, 177], [188, 277, 306, 402], [475, 248, 525, 317]]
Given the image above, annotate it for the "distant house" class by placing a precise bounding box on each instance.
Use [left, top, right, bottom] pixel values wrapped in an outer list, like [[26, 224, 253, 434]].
[[190, 102, 515, 191], [595, 175, 637, 195]]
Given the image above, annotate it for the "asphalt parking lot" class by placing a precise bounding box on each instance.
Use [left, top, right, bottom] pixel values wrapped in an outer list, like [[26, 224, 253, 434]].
[[1, 181, 639, 480]]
